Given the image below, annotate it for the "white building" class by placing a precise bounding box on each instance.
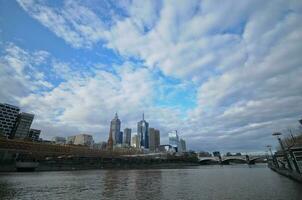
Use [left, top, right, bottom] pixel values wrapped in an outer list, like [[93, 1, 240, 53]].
[[73, 134, 94, 147], [131, 133, 140, 148]]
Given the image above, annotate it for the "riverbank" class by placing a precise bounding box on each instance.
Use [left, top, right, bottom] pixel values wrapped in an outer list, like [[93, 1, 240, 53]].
[[269, 165, 302, 183], [0, 161, 200, 172]]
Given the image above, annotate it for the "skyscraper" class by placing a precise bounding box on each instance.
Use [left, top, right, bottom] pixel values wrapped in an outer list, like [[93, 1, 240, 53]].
[[137, 113, 149, 148], [179, 138, 186, 153], [131, 134, 140, 148], [118, 131, 123, 144], [12, 112, 34, 139], [149, 128, 160, 152], [0, 103, 20, 138], [168, 130, 179, 151], [123, 128, 131, 146], [110, 113, 121, 145]]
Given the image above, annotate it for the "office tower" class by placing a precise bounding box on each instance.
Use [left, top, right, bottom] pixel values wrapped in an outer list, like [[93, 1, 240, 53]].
[[12, 112, 34, 139], [73, 134, 94, 146], [118, 131, 123, 144], [149, 128, 160, 152], [110, 113, 121, 145], [0, 103, 20, 138], [131, 134, 140, 148], [137, 113, 149, 148], [28, 129, 41, 141], [168, 130, 179, 151], [179, 138, 186, 153], [52, 136, 66, 144], [123, 128, 131, 146], [107, 129, 113, 151]]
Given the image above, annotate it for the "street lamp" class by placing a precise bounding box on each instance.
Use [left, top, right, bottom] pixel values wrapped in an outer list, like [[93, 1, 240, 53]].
[[266, 145, 273, 158], [272, 132, 292, 170]]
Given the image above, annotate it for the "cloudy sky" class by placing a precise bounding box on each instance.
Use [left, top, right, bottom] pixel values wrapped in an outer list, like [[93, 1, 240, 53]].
[[1, 0, 301, 152]]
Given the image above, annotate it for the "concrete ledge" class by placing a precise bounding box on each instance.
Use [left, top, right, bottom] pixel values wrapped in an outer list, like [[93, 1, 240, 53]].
[[269, 165, 302, 183]]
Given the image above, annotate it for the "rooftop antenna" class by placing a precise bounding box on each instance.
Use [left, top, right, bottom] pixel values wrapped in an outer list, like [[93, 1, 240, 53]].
[[142, 112, 144, 120]]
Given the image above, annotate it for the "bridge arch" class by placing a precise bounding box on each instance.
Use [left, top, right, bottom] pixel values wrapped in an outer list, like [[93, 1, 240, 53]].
[[199, 158, 219, 165], [221, 158, 247, 164]]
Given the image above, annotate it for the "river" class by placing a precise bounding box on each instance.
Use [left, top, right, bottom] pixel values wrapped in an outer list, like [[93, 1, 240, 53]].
[[0, 164, 301, 200]]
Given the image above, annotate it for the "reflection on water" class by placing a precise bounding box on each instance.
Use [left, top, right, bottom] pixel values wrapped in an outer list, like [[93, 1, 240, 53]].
[[0, 164, 301, 200]]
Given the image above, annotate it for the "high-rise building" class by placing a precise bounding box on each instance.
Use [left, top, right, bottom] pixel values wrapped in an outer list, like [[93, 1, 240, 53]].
[[107, 127, 113, 151], [168, 130, 179, 151], [131, 134, 140, 148], [149, 128, 160, 152], [0, 103, 20, 138], [73, 134, 94, 146], [12, 112, 34, 139], [28, 129, 41, 141], [179, 138, 186, 153], [118, 131, 123, 144], [123, 128, 131, 146], [110, 113, 121, 145], [137, 113, 149, 148]]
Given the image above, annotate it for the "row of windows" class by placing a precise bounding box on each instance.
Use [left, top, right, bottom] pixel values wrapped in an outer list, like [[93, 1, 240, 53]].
[[0, 105, 20, 111]]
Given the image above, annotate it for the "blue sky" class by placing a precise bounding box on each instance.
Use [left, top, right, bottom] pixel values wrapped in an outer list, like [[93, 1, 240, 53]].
[[1, 0, 302, 152]]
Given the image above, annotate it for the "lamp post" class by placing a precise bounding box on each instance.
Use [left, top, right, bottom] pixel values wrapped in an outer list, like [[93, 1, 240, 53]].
[[272, 132, 292, 171], [266, 145, 278, 167]]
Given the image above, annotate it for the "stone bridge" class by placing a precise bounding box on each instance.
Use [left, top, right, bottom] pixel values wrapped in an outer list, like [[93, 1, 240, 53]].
[[198, 155, 266, 165]]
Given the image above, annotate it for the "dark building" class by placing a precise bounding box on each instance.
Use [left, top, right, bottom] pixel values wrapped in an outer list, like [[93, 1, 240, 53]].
[[137, 113, 149, 149], [149, 128, 160, 152], [118, 131, 123, 144], [12, 112, 34, 139], [0, 103, 20, 138], [213, 151, 221, 157], [110, 113, 121, 145], [123, 128, 131, 146], [28, 129, 41, 141]]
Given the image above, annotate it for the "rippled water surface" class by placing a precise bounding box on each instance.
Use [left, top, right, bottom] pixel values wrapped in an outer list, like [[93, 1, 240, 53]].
[[0, 164, 301, 200]]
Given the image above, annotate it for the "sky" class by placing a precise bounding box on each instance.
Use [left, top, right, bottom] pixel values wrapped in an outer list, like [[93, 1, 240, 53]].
[[0, 0, 302, 153]]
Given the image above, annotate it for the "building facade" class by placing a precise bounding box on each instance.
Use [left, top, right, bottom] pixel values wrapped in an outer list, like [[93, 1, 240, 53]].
[[123, 128, 131, 146], [168, 130, 179, 151], [12, 112, 34, 139], [178, 138, 186, 153], [110, 113, 121, 145], [149, 128, 160, 152], [66, 136, 76, 144], [52, 136, 66, 144], [28, 129, 41, 141], [137, 113, 149, 148], [0, 103, 20, 138], [131, 134, 140, 148], [73, 134, 94, 146]]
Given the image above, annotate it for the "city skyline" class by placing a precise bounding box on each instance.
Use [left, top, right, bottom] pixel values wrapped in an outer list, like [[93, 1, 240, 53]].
[[1, 1, 302, 152]]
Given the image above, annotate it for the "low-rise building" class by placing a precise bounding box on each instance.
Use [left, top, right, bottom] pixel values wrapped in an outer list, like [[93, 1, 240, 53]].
[[73, 134, 94, 147], [52, 136, 66, 144], [28, 129, 41, 141]]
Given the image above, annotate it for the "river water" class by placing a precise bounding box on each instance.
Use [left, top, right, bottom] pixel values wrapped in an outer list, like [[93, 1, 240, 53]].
[[0, 164, 301, 200]]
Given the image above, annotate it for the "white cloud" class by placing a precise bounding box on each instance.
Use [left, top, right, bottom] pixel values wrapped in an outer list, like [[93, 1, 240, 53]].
[[9, 0, 302, 151], [17, 0, 107, 48]]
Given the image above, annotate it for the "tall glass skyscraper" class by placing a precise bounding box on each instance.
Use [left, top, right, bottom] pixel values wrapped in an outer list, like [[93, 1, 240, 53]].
[[168, 130, 179, 151], [110, 113, 121, 145], [137, 113, 149, 148]]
